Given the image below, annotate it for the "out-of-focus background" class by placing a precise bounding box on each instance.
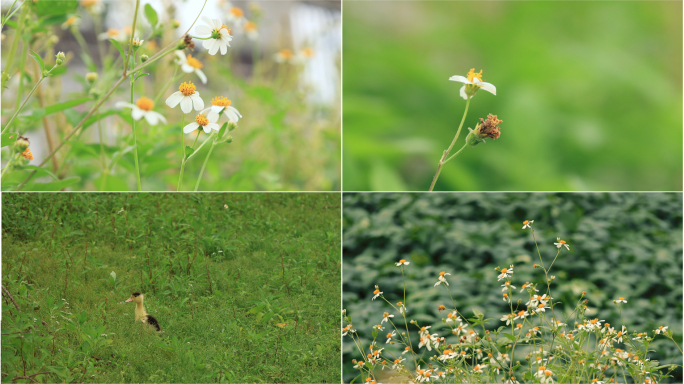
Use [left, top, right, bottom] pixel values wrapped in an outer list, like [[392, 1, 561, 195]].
[[342, 1, 682, 191], [343, 193, 683, 382], [1, 0, 340, 191]]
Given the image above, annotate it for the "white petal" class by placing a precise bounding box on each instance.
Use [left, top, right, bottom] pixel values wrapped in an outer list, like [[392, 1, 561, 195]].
[[201, 16, 213, 28], [183, 122, 199, 133], [449, 75, 471, 84], [208, 40, 220, 55], [144, 111, 159, 125], [181, 63, 194, 73], [202, 124, 212, 133], [219, 41, 227, 55], [131, 108, 145, 121], [202, 39, 213, 50], [211, 18, 222, 30], [459, 86, 467, 100], [115, 101, 137, 109], [195, 24, 212, 35], [191, 93, 204, 110], [166, 92, 184, 108], [180, 97, 193, 114], [195, 69, 207, 84], [206, 109, 220, 123], [175, 50, 186, 63], [478, 82, 497, 95], [206, 123, 220, 132], [225, 106, 241, 122], [152, 111, 167, 124], [199, 107, 213, 115]]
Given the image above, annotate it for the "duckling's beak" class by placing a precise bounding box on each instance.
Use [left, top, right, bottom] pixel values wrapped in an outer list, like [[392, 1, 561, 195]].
[[125, 298, 133, 302]]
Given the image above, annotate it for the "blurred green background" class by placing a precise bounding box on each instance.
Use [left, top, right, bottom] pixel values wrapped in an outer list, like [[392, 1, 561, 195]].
[[342, 1, 682, 191], [343, 193, 682, 382]]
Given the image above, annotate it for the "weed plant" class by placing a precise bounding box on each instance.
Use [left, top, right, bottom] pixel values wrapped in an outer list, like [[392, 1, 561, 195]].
[[1, 0, 340, 191], [344, 220, 681, 384], [2, 192, 341, 383]]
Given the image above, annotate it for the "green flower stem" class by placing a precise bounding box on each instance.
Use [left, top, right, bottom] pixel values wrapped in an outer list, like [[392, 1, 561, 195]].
[[122, 0, 141, 77], [14, 0, 209, 190], [0, 0, 20, 30], [2, 75, 45, 134], [185, 132, 214, 161], [14, 43, 28, 114], [153, 66, 180, 105], [2, 2, 27, 76], [194, 138, 216, 191], [191, 130, 201, 148], [97, 107, 108, 191], [130, 78, 142, 191], [428, 96, 471, 192], [70, 27, 96, 69], [177, 114, 186, 191]]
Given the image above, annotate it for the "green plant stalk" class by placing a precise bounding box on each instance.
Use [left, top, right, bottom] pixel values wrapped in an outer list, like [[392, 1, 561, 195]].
[[96, 107, 108, 191], [14, 0, 209, 190], [2, 2, 27, 76], [428, 96, 471, 192], [13, 43, 28, 115], [0, 0, 20, 29], [123, 0, 141, 77], [177, 114, 186, 191], [130, 78, 142, 191], [2, 75, 45, 134], [194, 139, 216, 191]]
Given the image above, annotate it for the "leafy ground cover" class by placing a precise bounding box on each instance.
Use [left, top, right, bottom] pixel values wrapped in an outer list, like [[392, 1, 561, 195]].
[[342, 193, 683, 383], [2, 192, 341, 383]]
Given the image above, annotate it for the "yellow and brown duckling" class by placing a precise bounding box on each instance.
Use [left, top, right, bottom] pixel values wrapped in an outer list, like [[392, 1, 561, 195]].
[[124, 292, 161, 332]]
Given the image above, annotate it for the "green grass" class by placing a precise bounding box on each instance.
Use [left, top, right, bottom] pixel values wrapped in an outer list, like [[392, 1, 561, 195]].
[[2, 193, 341, 383]]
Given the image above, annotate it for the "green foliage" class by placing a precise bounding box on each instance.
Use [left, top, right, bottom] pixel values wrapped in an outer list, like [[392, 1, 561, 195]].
[[2, 193, 341, 383], [342, 192, 682, 382], [342, 1, 682, 191]]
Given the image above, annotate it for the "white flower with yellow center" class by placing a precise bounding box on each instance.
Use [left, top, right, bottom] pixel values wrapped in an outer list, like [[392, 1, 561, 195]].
[[554, 238, 570, 250], [183, 112, 219, 134], [195, 16, 232, 55], [166, 81, 204, 114], [274, 49, 294, 63], [98, 26, 134, 43], [61, 15, 80, 30], [295, 48, 315, 63], [115, 97, 166, 125], [81, 0, 104, 15], [449, 68, 497, 100], [522, 220, 534, 229], [226, 7, 247, 29], [175, 51, 207, 84], [244, 21, 258, 41], [614, 297, 627, 304], [199, 96, 242, 123]]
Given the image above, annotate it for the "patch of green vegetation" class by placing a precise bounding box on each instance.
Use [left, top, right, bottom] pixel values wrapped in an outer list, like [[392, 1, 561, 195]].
[[2, 193, 341, 383]]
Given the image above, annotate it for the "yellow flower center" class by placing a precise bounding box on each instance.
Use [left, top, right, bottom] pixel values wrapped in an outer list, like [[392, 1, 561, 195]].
[[230, 7, 244, 17], [383, 312, 389, 317], [559, 240, 566, 244], [211, 96, 232, 107], [244, 21, 257, 32], [195, 113, 209, 126], [538, 366, 546, 371], [501, 268, 507, 273], [439, 271, 446, 276], [399, 259, 406, 263], [466, 68, 483, 82], [545, 371, 553, 377], [66, 16, 77, 26], [523, 220, 529, 225], [301, 48, 314, 58], [279, 49, 293, 59], [214, 24, 232, 36], [373, 289, 379, 295], [107, 28, 119, 37], [186, 54, 203, 69], [619, 297, 625, 300], [135, 97, 154, 111], [179, 81, 196, 96], [81, 0, 98, 7]]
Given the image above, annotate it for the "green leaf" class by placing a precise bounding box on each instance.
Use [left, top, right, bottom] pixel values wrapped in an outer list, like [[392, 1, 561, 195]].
[[217, 122, 228, 140], [109, 38, 125, 59], [369, 160, 407, 191], [144, 4, 158, 27], [38, 14, 70, 27], [21, 165, 58, 181], [44, 97, 91, 115], [185, 146, 195, 159], [502, 332, 516, 342], [28, 50, 45, 73], [33, 0, 78, 17], [1, 133, 18, 147], [25, 177, 80, 191]]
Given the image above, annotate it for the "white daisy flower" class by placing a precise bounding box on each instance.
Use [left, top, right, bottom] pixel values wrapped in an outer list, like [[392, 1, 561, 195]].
[[501, 281, 516, 292], [199, 96, 242, 123], [98, 26, 134, 42], [183, 112, 220, 134], [226, 7, 247, 30], [395, 259, 410, 267], [274, 48, 294, 63], [500, 314, 513, 325], [115, 97, 166, 126], [522, 220, 534, 229], [166, 81, 204, 114], [434, 271, 450, 287], [381, 312, 394, 324], [554, 238, 570, 250], [385, 330, 396, 344], [294, 48, 315, 63], [655, 326, 668, 334], [614, 297, 627, 304], [195, 16, 232, 55], [61, 15, 80, 29], [497, 265, 514, 281], [372, 285, 382, 300], [174, 51, 207, 84], [449, 68, 496, 100], [244, 21, 259, 41], [81, 0, 105, 15], [342, 324, 355, 336], [472, 364, 487, 374]]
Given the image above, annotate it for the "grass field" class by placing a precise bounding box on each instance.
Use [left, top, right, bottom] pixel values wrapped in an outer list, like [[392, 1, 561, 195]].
[[2, 192, 341, 383]]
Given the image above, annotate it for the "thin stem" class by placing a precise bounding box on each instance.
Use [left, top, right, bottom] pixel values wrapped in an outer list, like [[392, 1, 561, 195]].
[[177, 114, 186, 191], [2, 76, 44, 134], [13, 43, 28, 116], [194, 140, 215, 191], [153, 66, 180, 106], [0, 0, 20, 29], [428, 97, 471, 191], [130, 78, 142, 191], [123, 0, 141, 77], [191, 130, 201, 149], [2, 2, 27, 75]]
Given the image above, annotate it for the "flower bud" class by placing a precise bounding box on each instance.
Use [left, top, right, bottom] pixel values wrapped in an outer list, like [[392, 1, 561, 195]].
[[89, 87, 102, 100], [223, 135, 233, 143], [131, 37, 143, 51], [140, 54, 149, 62], [13, 135, 30, 151], [227, 121, 237, 131], [47, 35, 59, 46], [85, 72, 98, 85], [55, 52, 66, 66], [172, 20, 181, 28]]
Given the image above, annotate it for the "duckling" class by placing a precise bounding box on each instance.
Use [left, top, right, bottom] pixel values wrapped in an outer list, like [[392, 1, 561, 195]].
[[125, 292, 161, 332]]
